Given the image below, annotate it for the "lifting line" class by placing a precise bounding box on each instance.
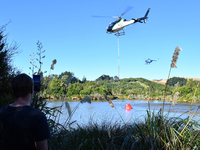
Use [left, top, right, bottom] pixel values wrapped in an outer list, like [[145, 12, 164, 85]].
[[117, 35, 120, 95], [115, 31, 125, 95]]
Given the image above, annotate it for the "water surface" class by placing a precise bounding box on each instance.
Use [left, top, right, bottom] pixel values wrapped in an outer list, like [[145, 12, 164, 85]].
[[46, 100, 200, 127]]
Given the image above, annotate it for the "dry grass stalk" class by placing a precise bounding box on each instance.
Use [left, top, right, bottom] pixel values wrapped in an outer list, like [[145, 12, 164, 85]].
[[81, 96, 92, 104], [170, 46, 182, 68], [103, 94, 114, 108], [65, 101, 71, 116], [188, 83, 199, 116], [171, 92, 179, 106], [103, 94, 127, 126], [66, 75, 73, 87], [63, 96, 92, 127], [99, 96, 103, 102], [162, 46, 182, 114], [174, 106, 200, 145], [94, 93, 104, 102], [51, 59, 57, 70]]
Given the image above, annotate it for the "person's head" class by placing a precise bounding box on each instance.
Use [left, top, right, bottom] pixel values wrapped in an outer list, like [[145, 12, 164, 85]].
[[12, 73, 34, 98]]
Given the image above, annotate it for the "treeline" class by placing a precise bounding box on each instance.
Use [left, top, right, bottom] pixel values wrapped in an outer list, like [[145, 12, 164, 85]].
[[41, 71, 200, 102]]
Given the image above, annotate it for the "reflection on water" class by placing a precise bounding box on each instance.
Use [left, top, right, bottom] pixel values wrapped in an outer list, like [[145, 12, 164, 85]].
[[46, 100, 200, 127]]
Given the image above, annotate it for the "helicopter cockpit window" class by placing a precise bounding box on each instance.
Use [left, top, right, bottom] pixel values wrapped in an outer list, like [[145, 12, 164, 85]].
[[108, 23, 114, 27], [107, 19, 122, 31], [107, 23, 114, 31]]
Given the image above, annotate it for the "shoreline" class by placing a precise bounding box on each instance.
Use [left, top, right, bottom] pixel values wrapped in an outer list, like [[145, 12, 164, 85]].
[[46, 98, 200, 104]]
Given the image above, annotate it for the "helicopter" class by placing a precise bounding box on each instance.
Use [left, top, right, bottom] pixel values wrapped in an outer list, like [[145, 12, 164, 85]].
[[145, 58, 159, 65], [104, 7, 150, 35]]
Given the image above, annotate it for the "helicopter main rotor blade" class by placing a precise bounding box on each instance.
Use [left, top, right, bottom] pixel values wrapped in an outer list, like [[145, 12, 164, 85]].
[[120, 6, 133, 17], [91, 15, 115, 18], [92, 6, 133, 19]]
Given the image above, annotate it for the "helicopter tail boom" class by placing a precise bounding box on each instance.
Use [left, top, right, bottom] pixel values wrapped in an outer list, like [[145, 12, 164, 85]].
[[144, 8, 150, 18], [136, 8, 150, 23]]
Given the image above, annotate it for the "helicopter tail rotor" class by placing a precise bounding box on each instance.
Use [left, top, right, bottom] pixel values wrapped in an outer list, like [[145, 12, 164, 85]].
[[143, 8, 150, 23], [144, 8, 150, 18], [135, 8, 150, 23]]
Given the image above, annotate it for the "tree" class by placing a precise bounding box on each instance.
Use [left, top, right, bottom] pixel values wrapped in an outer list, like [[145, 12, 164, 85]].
[[82, 76, 86, 83], [150, 84, 156, 94], [114, 76, 118, 82], [96, 74, 113, 81], [121, 88, 126, 94], [166, 77, 187, 87], [67, 84, 79, 97], [80, 89, 91, 95], [186, 79, 198, 91], [0, 25, 20, 107]]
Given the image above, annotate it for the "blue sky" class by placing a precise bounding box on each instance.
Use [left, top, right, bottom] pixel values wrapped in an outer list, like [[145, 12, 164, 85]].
[[1, 0, 200, 81]]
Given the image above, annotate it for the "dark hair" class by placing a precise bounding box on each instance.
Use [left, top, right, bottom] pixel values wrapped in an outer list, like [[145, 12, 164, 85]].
[[12, 73, 33, 98]]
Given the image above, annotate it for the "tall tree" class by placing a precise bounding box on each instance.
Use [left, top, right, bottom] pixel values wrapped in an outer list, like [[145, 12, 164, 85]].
[[166, 77, 187, 87], [0, 24, 20, 107]]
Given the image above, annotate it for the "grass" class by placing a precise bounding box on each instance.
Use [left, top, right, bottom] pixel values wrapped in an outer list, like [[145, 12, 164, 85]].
[[31, 94, 200, 150], [34, 77, 200, 149]]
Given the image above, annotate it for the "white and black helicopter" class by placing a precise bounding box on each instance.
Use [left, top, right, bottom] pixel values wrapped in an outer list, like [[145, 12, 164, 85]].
[[93, 7, 150, 36]]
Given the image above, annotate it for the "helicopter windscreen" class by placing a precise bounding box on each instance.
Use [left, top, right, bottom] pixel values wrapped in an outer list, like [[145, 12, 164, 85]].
[[107, 23, 114, 31], [107, 18, 121, 32]]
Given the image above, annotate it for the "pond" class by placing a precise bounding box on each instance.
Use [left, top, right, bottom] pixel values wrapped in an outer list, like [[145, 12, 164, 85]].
[[46, 100, 200, 127]]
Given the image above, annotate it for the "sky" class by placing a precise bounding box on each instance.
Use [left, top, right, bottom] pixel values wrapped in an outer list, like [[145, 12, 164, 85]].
[[1, 0, 200, 81]]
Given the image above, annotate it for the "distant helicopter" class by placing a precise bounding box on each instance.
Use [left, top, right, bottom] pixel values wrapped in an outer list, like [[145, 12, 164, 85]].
[[145, 58, 159, 64], [93, 7, 150, 36]]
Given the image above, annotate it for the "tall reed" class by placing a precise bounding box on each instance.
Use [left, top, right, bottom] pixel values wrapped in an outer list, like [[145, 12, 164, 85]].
[[103, 94, 126, 126], [63, 96, 92, 128], [162, 46, 182, 115], [189, 83, 199, 116]]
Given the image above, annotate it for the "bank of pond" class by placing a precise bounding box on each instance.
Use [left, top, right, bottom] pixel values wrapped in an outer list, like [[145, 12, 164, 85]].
[[45, 99, 200, 149]]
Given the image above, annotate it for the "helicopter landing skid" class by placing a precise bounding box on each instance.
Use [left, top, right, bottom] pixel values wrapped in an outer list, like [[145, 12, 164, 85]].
[[115, 31, 125, 36]]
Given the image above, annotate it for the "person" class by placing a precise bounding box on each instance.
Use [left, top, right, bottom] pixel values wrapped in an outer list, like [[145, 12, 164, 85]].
[[0, 73, 51, 150]]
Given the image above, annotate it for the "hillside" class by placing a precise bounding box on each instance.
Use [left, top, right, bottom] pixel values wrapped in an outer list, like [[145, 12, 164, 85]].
[[151, 77, 200, 85]]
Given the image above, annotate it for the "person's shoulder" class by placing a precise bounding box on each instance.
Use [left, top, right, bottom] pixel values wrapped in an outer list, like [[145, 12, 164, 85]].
[[0, 105, 9, 109], [26, 106, 45, 116], [0, 105, 9, 112]]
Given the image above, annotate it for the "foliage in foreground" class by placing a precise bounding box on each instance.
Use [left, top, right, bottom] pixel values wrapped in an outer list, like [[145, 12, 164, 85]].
[[0, 25, 20, 108], [47, 110, 200, 150], [34, 94, 200, 150]]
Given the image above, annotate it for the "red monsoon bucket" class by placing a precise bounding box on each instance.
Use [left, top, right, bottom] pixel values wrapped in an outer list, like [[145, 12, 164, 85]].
[[125, 104, 132, 110]]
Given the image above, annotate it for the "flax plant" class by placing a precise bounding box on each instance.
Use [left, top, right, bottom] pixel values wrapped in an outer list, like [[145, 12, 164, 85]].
[[162, 46, 182, 115], [36, 41, 46, 74]]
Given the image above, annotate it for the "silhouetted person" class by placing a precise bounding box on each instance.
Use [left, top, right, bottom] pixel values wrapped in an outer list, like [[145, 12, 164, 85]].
[[0, 73, 51, 150]]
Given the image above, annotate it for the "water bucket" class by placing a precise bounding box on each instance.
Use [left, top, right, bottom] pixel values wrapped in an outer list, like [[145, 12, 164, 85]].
[[125, 104, 132, 110]]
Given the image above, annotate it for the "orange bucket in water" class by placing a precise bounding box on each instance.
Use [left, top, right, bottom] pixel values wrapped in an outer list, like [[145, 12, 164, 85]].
[[125, 104, 132, 110]]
